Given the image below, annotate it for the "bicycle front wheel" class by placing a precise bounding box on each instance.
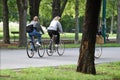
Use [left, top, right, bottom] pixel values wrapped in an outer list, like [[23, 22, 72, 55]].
[[57, 41, 65, 56], [38, 42, 45, 57], [46, 40, 54, 56], [26, 41, 34, 58], [95, 44, 102, 59]]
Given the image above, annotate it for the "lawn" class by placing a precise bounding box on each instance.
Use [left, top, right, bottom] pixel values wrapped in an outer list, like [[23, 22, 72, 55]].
[[0, 62, 120, 80]]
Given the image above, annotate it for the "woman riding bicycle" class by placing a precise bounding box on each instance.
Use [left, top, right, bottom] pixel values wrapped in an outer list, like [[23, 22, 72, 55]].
[[28, 16, 44, 50], [47, 16, 63, 47]]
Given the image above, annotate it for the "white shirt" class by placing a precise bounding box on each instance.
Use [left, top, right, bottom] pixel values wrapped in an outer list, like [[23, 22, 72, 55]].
[[47, 20, 63, 32], [30, 21, 38, 27]]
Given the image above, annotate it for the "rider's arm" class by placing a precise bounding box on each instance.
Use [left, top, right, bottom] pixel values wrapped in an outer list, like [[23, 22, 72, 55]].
[[57, 21, 63, 33], [40, 26, 44, 34]]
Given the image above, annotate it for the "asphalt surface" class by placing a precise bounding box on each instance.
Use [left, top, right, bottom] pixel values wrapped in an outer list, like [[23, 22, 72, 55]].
[[0, 47, 120, 69]]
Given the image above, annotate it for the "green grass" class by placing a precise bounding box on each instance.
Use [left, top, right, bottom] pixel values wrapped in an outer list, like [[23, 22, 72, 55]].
[[102, 43, 120, 47], [0, 62, 120, 80], [65, 43, 120, 48]]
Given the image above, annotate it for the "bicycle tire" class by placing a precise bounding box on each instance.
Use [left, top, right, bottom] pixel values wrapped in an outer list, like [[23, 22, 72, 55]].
[[26, 41, 34, 58], [57, 40, 65, 56], [38, 42, 45, 57], [46, 40, 54, 56], [95, 44, 102, 59]]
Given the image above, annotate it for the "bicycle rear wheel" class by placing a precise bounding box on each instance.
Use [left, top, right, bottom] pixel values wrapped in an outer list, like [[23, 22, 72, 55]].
[[57, 41, 65, 56], [46, 40, 54, 56], [26, 41, 34, 58], [95, 44, 102, 59], [38, 42, 45, 57]]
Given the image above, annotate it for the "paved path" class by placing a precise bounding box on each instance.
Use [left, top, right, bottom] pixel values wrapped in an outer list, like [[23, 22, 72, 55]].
[[0, 47, 120, 69]]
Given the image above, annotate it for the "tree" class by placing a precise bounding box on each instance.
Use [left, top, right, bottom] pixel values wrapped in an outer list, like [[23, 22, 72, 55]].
[[60, 0, 68, 17], [52, 0, 60, 18], [2, 0, 10, 44], [76, 0, 102, 74], [75, 0, 79, 44], [8, 0, 18, 21], [16, 0, 28, 47], [106, 0, 117, 34], [109, 0, 117, 34], [117, 0, 120, 43], [0, 0, 3, 21], [29, 0, 41, 21], [52, 0, 68, 18]]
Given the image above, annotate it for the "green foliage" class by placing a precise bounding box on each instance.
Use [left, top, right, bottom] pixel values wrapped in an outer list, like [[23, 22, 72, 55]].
[[61, 15, 75, 32], [39, 0, 85, 32], [8, 0, 18, 21], [105, 0, 118, 33], [106, 16, 117, 33], [106, 0, 118, 18], [39, 0, 52, 27], [0, 0, 119, 33]]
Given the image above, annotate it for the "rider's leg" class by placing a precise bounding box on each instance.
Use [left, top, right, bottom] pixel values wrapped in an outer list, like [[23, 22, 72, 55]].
[[28, 34, 34, 50], [28, 30, 36, 50], [52, 31, 59, 44], [37, 32, 41, 43], [32, 31, 41, 46], [56, 32, 60, 44], [48, 30, 53, 39], [47, 30, 54, 50]]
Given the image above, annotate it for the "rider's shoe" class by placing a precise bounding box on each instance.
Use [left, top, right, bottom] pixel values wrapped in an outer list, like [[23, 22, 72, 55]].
[[55, 44, 59, 47], [36, 41, 41, 46]]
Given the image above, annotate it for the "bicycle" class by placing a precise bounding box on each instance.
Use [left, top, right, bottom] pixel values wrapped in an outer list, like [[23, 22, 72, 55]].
[[26, 36, 45, 58], [46, 34, 65, 56], [95, 35, 104, 59], [95, 44, 102, 59]]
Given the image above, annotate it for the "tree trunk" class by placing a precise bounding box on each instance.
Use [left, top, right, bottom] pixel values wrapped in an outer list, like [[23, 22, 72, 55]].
[[52, 0, 68, 19], [16, 0, 28, 47], [110, 1, 115, 35], [60, 0, 68, 17], [29, 0, 41, 21], [75, 0, 79, 44], [52, 0, 61, 18], [117, 0, 120, 43], [76, 0, 102, 75], [2, 0, 10, 44]]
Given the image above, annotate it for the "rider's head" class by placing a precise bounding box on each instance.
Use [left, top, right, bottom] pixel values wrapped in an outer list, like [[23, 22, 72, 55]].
[[53, 16, 61, 21], [33, 16, 39, 21]]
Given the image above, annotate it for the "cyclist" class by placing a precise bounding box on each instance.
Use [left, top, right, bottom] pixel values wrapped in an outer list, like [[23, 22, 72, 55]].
[[28, 16, 44, 50], [47, 16, 63, 47]]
